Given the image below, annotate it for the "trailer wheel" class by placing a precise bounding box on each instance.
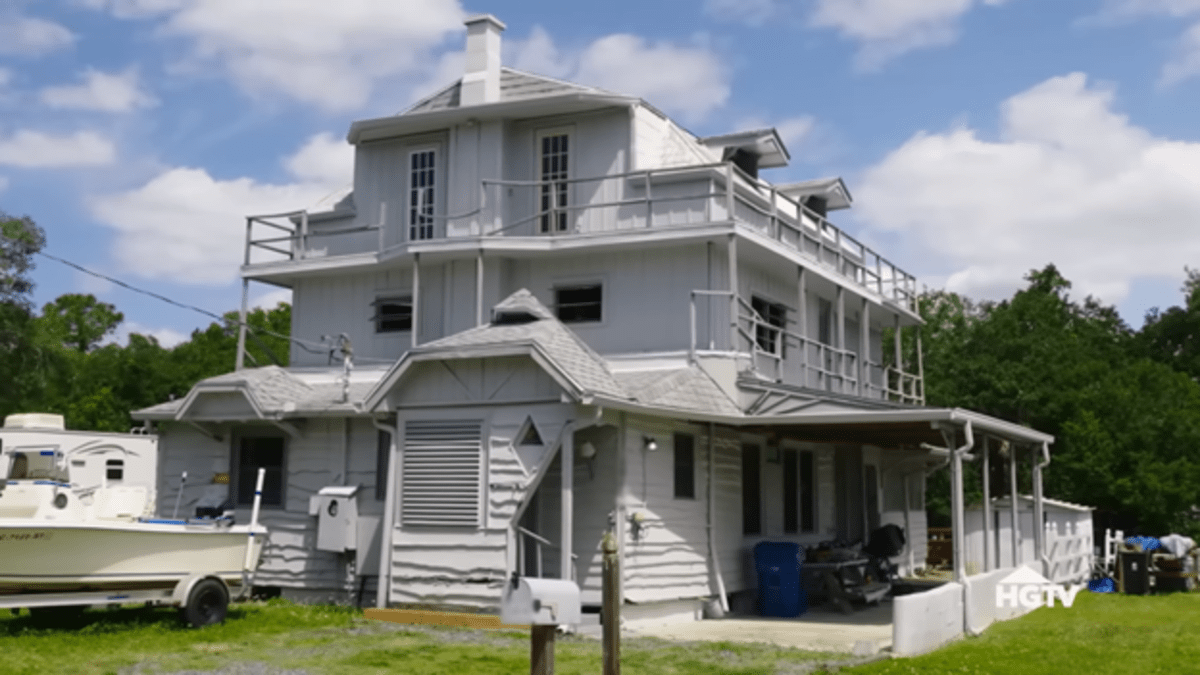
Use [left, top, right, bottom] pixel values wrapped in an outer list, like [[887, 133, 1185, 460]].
[[181, 579, 228, 628]]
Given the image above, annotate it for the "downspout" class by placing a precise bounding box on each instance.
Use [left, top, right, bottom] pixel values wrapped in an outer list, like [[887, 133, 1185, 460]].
[[707, 422, 729, 613], [372, 417, 398, 609], [1034, 441, 1051, 579]]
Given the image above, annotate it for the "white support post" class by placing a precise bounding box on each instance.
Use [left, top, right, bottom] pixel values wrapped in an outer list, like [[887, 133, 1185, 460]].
[[375, 420, 398, 609], [561, 425, 575, 582], [1034, 442, 1050, 578], [728, 234, 739, 352], [411, 253, 421, 349], [476, 249, 485, 327], [893, 314, 902, 399], [982, 436, 992, 572], [860, 298, 869, 398], [1010, 443, 1020, 567], [837, 287, 846, 392], [798, 267, 808, 387], [235, 278, 250, 371]]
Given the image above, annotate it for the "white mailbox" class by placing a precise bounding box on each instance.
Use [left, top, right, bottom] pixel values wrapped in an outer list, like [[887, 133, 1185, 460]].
[[500, 576, 582, 625], [309, 485, 359, 552]]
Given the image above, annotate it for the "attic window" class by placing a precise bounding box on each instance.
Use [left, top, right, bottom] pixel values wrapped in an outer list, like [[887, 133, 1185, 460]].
[[374, 297, 413, 333], [804, 196, 828, 219], [555, 284, 602, 323], [517, 417, 543, 446], [728, 148, 758, 180]]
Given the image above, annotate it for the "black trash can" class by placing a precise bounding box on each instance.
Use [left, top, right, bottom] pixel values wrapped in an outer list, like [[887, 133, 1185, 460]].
[[1120, 550, 1152, 595], [754, 542, 807, 617]]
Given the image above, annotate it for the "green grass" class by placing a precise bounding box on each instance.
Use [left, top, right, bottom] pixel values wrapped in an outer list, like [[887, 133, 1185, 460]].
[[833, 590, 1200, 675], [0, 600, 846, 675]]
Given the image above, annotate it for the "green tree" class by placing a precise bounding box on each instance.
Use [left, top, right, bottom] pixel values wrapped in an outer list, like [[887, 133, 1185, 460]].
[[40, 293, 124, 352], [0, 212, 55, 420], [1, 212, 46, 307], [1138, 268, 1200, 381]]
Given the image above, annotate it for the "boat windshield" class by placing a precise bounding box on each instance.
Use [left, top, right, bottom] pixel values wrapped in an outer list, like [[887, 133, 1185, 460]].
[[6, 449, 68, 482]]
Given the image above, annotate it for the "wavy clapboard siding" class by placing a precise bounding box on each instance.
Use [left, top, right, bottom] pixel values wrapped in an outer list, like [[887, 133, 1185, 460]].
[[387, 529, 508, 609]]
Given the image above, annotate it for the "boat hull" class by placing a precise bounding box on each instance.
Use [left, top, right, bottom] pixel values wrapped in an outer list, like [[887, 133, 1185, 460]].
[[0, 520, 265, 595]]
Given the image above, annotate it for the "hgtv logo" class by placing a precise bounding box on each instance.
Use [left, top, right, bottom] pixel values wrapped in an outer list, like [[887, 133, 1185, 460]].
[[995, 567, 1085, 609]]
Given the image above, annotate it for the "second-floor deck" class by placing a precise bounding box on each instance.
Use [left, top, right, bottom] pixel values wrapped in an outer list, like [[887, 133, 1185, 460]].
[[245, 163, 920, 314]]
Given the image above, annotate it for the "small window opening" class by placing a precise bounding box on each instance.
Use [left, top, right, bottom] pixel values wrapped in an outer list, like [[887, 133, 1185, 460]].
[[518, 417, 544, 446], [106, 459, 124, 481], [674, 433, 695, 499], [555, 284, 602, 323], [374, 297, 413, 333]]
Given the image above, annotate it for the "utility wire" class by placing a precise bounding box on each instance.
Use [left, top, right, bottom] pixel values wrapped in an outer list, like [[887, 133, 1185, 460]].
[[11, 238, 331, 357]]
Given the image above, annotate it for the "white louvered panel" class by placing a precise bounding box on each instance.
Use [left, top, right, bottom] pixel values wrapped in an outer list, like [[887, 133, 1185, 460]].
[[402, 420, 484, 527]]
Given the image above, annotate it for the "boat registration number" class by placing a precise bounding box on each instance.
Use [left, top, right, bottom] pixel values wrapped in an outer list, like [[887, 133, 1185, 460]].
[[0, 532, 51, 542]]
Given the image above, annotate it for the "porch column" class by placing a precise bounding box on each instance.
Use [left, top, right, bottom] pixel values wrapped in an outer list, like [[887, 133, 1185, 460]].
[[728, 234, 739, 351], [903, 474, 914, 572], [411, 253, 421, 349], [1009, 441, 1020, 567], [982, 436, 992, 572], [561, 426, 575, 582], [476, 249, 485, 327], [798, 267, 808, 387], [374, 418, 399, 608], [859, 298, 870, 398], [836, 287, 845, 393], [1033, 442, 1050, 578], [893, 315, 902, 399]]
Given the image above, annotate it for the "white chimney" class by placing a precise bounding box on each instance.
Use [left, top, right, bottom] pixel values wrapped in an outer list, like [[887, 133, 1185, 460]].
[[461, 14, 505, 106]]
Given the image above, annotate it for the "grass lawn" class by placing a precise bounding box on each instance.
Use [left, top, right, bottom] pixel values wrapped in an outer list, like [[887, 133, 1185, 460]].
[[834, 590, 1200, 675], [0, 600, 850, 675]]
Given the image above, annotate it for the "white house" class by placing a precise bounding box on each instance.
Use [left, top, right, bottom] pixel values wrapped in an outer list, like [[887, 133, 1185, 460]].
[[133, 15, 1056, 623]]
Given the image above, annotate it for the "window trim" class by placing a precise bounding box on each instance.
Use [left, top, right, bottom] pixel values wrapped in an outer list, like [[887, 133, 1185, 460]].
[[535, 127, 573, 234], [553, 282, 604, 324], [673, 433, 695, 500], [232, 434, 287, 510], [408, 145, 439, 241], [372, 295, 413, 334]]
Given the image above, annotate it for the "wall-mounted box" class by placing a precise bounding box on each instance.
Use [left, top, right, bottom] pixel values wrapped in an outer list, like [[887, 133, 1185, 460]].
[[309, 485, 360, 552]]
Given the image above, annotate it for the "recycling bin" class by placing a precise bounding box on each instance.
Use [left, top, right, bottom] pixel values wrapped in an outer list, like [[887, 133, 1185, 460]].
[[754, 541, 807, 617]]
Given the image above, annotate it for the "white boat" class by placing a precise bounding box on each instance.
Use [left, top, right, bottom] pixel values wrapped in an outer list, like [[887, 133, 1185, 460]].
[[0, 413, 266, 597]]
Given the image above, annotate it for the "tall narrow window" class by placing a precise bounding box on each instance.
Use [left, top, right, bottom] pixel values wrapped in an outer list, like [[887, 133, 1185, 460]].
[[800, 450, 815, 532], [236, 437, 285, 507], [742, 444, 761, 535], [783, 449, 798, 534], [539, 133, 569, 233], [674, 433, 695, 499], [409, 149, 436, 241], [751, 296, 787, 355], [817, 298, 833, 346]]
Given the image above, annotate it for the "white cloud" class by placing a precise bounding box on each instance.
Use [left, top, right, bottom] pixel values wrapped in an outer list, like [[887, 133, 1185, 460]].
[[0, 176, 8, 193], [110, 322, 189, 348], [855, 73, 1200, 305], [0, 130, 116, 167], [810, 0, 1011, 69], [0, 14, 75, 56], [704, 0, 779, 26], [252, 288, 293, 310], [86, 0, 466, 112], [1092, 1, 1200, 84], [40, 67, 158, 112], [507, 28, 731, 124], [90, 133, 353, 285]]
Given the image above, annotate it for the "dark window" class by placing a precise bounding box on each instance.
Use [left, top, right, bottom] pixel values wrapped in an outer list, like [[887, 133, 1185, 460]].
[[751, 296, 786, 355], [674, 433, 695, 499], [800, 450, 815, 532], [728, 148, 758, 180], [783, 449, 798, 534], [236, 437, 285, 507], [742, 444, 761, 535], [539, 133, 569, 233], [106, 459, 124, 481], [865, 464, 880, 532], [804, 195, 828, 219], [555, 285, 602, 323], [817, 298, 833, 346], [409, 149, 436, 240], [374, 297, 412, 333], [376, 429, 391, 502], [518, 417, 543, 446]]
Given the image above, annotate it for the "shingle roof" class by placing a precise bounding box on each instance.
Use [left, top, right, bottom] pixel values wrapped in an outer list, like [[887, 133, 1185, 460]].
[[414, 289, 629, 401], [614, 368, 741, 416], [405, 68, 612, 114]]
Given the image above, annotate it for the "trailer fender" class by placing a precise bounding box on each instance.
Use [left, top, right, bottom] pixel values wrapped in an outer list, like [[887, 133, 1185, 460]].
[[172, 574, 228, 607]]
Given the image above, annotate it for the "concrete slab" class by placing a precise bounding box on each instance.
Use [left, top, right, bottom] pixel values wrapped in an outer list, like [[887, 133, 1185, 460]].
[[621, 602, 893, 654]]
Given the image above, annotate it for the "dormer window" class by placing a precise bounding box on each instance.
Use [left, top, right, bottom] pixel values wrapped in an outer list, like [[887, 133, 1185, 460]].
[[409, 148, 437, 241]]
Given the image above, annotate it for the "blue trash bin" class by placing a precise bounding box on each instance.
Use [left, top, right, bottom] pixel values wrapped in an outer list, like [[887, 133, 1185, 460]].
[[754, 541, 808, 617]]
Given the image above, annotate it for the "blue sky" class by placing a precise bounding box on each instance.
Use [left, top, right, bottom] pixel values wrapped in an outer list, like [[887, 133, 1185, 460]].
[[3, 0, 1200, 346]]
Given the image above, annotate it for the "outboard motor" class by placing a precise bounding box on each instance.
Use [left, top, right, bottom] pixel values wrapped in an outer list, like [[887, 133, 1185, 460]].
[[864, 524, 906, 583]]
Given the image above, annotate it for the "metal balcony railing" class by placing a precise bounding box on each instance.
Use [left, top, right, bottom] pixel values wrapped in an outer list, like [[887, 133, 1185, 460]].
[[245, 162, 919, 311]]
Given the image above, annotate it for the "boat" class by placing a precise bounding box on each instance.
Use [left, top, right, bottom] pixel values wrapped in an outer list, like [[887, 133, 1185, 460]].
[[0, 413, 267, 597]]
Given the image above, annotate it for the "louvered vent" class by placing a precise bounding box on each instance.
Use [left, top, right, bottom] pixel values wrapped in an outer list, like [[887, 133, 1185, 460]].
[[401, 420, 484, 527]]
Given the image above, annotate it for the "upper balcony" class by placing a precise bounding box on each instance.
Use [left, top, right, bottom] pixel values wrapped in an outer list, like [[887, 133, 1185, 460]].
[[244, 162, 919, 314]]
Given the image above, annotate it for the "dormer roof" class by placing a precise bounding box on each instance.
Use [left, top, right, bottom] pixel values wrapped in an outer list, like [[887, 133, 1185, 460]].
[[698, 128, 790, 169], [775, 177, 854, 211]]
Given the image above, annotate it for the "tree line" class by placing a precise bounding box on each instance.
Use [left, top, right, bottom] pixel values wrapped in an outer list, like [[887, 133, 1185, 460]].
[[5, 211, 1200, 536]]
